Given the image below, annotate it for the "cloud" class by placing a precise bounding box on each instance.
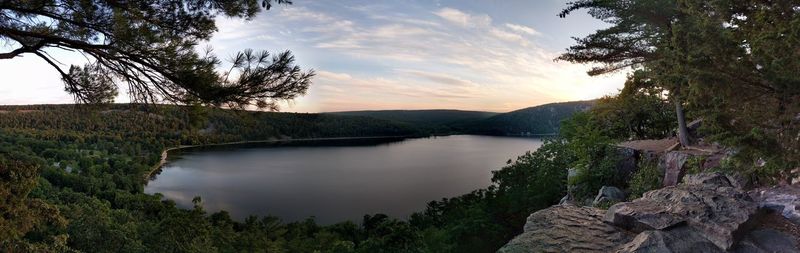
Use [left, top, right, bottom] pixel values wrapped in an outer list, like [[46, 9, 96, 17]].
[[210, 4, 628, 112], [317, 71, 353, 81], [399, 69, 478, 87], [280, 6, 335, 22], [505, 23, 541, 36], [433, 8, 491, 27], [1, 2, 624, 111], [489, 28, 527, 45]]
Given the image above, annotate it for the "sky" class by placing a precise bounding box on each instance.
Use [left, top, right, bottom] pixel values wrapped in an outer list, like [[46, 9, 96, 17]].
[[0, 0, 627, 113]]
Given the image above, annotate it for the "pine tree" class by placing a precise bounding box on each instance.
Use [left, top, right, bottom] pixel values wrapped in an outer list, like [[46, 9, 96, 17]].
[[0, 0, 313, 110], [557, 0, 693, 146]]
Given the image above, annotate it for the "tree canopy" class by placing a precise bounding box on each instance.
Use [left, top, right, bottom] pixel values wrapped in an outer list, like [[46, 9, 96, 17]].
[[0, 0, 313, 109], [560, 0, 799, 178]]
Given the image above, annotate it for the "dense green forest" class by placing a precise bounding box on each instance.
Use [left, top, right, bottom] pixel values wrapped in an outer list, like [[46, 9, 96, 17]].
[[454, 101, 595, 136], [327, 110, 498, 134], [329, 101, 594, 136]]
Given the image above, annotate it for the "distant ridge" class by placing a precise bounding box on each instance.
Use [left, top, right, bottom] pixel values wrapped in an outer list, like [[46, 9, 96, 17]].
[[326, 101, 595, 136], [457, 100, 595, 136], [326, 109, 498, 133]]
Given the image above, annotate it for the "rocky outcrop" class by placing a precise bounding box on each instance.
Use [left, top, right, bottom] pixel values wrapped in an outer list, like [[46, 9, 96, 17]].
[[752, 184, 800, 225], [657, 151, 692, 187], [606, 173, 757, 249], [593, 186, 625, 206], [731, 229, 800, 253], [499, 173, 799, 253], [498, 205, 633, 253], [616, 226, 724, 253]]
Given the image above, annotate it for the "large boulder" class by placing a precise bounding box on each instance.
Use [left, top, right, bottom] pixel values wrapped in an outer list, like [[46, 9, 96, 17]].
[[683, 172, 741, 188], [752, 185, 800, 225], [615, 146, 639, 181], [498, 205, 633, 253], [593, 186, 626, 206], [616, 226, 724, 253], [731, 229, 800, 253], [499, 172, 799, 253], [658, 151, 692, 187], [605, 173, 757, 250]]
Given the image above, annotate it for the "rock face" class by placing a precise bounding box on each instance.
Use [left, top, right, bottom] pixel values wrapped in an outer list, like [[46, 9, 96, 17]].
[[616, 226, 724, 253], [658, 151, 692, 187], [593, 186, 625, 206], [752, 185, 800, 225], [498, 173, 798, 253], [497, 205, 633, 253], [731, 229, 800, 253], [615, 147, 639, 181], [606, 173, 758, 250]]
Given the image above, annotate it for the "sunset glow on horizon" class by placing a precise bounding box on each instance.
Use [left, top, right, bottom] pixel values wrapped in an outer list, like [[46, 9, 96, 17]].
[[0, 0, 627, 113]]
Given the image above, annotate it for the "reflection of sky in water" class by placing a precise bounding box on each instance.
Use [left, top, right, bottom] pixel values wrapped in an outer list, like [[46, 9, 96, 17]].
[[145, 135, 543, 224]]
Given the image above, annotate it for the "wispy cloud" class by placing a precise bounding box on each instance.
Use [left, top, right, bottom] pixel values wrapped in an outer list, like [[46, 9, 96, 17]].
[[505, 23, 541, 36], [231, 4, 626, 112], [433, 8, 491, 27]]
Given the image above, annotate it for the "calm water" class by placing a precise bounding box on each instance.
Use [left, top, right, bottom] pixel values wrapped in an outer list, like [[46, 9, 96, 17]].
[[145, 135, 543, 224]]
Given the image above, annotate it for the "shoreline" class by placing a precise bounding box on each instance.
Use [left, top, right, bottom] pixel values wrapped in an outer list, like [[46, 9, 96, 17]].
[[143, 135, 412, 180]]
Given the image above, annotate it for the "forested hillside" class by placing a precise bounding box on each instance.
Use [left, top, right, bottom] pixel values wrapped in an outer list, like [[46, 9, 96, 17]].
[[454, 101, 595, 136], [0, 103, 572, 252], [327, 110, 497, 134], [329, 101, 594, 136], [328, 110, 497, 125]]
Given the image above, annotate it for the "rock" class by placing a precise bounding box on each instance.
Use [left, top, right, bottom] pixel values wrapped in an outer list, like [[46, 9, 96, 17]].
[[593, 186, 625, 206], [605, 200, 684, 232], [615, 147, 639, 181], [498, 205, 633, 253], [500, 173, 794, 253], [605, 173, 758, 250], [559, 194, 571, 205], [615, 226, 723, 253], [658, 151, 692, 187], [731, 229, 800, 253], [752, 185, 800, 225], [683, 172, 740, 188]]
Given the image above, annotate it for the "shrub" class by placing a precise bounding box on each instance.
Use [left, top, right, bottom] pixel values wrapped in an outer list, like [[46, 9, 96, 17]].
[[628, 160, 662, 199]]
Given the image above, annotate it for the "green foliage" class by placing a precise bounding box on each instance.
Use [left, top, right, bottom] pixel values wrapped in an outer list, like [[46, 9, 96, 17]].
[[569, 147, 623, 201], [594, 199, 620, 210], [684, 156, 705, 175], [330, 101, 595, 137], [561, 110, 627, 200], [590, 82, 675, 141], [0, 153, 67, 251], [329, 110, 497, 135], [0, 0, 311, 109], [628, 160, 662, 199], [561, 0, 800, 179], [491, 139, 573, 225]]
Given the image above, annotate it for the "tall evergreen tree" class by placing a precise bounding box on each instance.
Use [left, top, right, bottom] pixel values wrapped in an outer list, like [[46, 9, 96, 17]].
[[0, 0, 313, 109], [677, 0, 800, 170], [557, 0, 693, 146]]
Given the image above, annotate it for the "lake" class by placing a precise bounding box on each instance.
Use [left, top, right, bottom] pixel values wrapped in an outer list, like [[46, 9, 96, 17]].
[[145, 135, 543, 224]]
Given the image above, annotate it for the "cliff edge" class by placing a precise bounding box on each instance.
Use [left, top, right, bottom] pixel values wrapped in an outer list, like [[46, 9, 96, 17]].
[[498, 173, 800, 253]]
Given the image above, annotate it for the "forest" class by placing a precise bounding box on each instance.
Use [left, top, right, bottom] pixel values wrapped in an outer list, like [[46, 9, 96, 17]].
[[328, 101, 594, 136], [1, 0, 799, 252]]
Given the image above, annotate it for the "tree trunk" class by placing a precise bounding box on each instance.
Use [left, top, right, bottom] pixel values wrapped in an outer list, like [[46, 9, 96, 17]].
[[673, 96, 690, 147]]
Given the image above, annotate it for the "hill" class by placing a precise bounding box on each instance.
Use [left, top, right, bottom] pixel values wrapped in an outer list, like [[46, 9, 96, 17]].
[[326, 109, 498, 134], [326, 101, 594, 136], [455, 100, 595, 136]]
